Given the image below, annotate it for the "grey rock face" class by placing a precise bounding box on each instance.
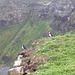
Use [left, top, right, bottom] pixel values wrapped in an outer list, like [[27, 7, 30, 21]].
[[0, 0, 75, 34], [43, 0, 75, 34], [36, 0, 74, 19], [45, 0, 74, 17], [0, 0, 29, 27]]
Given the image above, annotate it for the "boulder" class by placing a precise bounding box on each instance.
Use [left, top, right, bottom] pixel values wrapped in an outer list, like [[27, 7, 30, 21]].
[[13, 59, 22, 67], [8, 66, 24, 75], [13, 55, 23, 67]]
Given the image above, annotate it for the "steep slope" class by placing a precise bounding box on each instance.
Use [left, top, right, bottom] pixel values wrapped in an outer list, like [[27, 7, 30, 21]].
[[28, 31, 75, 75], [0, 0, 52, 64], [0, 22, 24, 63], [0, 0, 75, 66], [0, 16, 52, 65]]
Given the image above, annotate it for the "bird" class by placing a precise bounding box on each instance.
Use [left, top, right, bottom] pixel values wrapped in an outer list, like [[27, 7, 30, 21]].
[[22, 44, 26, 50], [48, 32, 53, 37]]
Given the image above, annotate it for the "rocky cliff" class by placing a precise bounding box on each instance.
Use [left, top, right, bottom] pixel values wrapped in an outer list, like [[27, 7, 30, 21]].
[[8, 47, 48, 75], [0, 0, 75, 34]]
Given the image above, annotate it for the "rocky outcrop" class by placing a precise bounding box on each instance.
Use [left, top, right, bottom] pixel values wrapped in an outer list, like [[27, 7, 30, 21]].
[[22, 58, 37, 74], [0, 1, 22, 27], [8, 66, 24, 75], [48, 0, 74, 17], [8, 55, 24, 75], [13, 55, 23, 67], [0, 0, 29, 27], [8, 48, 48, 75]]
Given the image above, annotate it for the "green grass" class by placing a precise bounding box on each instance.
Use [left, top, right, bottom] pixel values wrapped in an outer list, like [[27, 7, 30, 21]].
[[0, 22, 24, 55], [28, 32, 75, 75]]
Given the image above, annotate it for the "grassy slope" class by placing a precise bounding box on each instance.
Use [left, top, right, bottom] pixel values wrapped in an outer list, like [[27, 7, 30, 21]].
[[0, 18, 52, 65], [0, 22, 26, 64], [0, 22, 24, 56], [29, 32, 75, 75]]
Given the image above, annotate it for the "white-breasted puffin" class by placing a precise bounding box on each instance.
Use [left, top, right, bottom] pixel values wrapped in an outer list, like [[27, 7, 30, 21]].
[[22, 44, 26, 50], [48, 32, 53, 37]]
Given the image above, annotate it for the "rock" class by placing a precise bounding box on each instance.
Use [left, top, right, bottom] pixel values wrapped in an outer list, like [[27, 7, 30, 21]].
[[48, 0, 74, 17], [13, 55, 23, 67], [8, 48, 37, 75], [8, 66, 24, 75], [13, 59, 22, 67], [0, 0, 29, 27], [18, 50, 27, 56], [18, 48, 34, 57], [22, 58, 37, 74], [40, 0, 74, 18], [17, 55, 23, 60], [0, 7, 22, 27]]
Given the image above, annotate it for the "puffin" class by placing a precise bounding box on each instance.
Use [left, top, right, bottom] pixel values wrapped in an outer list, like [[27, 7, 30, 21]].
[[48, 32, 53, 37], [22, 44, 26, 50]]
